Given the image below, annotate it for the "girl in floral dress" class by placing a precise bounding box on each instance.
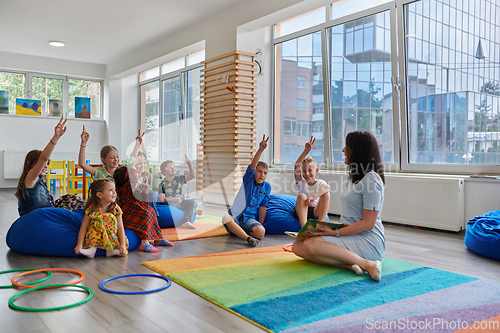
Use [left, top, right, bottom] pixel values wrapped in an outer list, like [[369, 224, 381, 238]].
[[75, 179, 128, 258]]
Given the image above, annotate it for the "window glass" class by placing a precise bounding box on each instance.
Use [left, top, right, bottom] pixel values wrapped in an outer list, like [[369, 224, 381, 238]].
[[274, 31, 324, 164], [68, 79, 101, 118], [275, 7, 325, 38], [141, 81, 160, 161], [187, 50, 205, 66], [329, 10, 394, 163], [162, 58, 185, 75], [0, 71, 25, 114], [140, 66, 159, 82], [32, 77, 63, 116], [162, 76, 182, 161], [331, 0, 392, 20], [405, 0, 500, 165]]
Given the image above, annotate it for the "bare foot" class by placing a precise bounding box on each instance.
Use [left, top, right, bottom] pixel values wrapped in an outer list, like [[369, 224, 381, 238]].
[[181, 222, 196, 229], [195, 209, 204, 215]]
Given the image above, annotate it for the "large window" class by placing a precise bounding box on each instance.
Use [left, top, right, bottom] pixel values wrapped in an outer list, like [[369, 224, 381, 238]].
[[329, 11, 394, 163], [404, 0, 500, 166], [275, 31, 324, 165], [140, 51, 204, 163], [0, 70, 102, 118], [273, 0, 500, 173]]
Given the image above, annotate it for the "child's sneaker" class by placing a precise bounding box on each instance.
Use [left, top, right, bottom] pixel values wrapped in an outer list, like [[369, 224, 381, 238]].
[[247, 236, 258, 247]]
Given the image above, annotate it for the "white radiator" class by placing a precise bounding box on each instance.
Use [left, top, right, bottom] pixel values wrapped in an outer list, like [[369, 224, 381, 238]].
[[326, 173, 465, 232], [3, 151, 101, 179]]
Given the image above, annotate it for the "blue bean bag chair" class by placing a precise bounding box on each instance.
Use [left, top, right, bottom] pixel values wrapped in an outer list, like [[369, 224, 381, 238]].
[[6, 207, 141, 257], [257, 194, 329, 235], [465, 210, 500, 260], [156, 204, 196, 228]]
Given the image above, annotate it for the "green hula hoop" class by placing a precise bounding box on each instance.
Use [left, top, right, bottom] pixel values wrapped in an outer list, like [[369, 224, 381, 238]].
[[0, 269, 53, 289], [9, 284, 94, 312]]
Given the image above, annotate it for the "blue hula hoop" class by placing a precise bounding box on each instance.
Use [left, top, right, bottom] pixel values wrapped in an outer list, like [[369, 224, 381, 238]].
[[99, 274, 171, 295]]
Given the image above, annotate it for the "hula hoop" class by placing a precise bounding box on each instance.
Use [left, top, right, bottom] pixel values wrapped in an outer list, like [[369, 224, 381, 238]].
[[100, 274, 171, 295], [0, 269, 53, 289], [11, 268, 85, 289], [9, 284, 93, 312], [283, 243, 293, 252]]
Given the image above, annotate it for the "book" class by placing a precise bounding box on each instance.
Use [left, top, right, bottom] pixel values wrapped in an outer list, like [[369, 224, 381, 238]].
[[285, 219, 347, 239]]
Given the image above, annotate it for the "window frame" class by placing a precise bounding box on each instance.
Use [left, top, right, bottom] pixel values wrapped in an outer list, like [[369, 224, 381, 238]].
[[0, 68, 104, 120], [140, 61, 203, 164], [272, 2, 400, 171]]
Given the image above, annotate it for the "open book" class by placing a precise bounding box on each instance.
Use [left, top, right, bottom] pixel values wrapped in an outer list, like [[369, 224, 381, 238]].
[[285, 219, 347, 239]]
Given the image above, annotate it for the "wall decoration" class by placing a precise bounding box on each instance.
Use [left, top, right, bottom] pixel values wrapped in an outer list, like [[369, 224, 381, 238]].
[[75, 97, 91, 119], [49, 99, 63, 117], [16, 98, 41, 116], [0, 90, 8, 114]]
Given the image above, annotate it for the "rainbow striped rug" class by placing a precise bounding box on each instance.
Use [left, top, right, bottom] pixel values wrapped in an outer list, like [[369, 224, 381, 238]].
[[143, 245, 500, 332]]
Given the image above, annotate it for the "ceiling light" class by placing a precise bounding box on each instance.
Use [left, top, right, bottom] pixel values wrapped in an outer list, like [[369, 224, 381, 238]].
[[49, 41, 65, 47]]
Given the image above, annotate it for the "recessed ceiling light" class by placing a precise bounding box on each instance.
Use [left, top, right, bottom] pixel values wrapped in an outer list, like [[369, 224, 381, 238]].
[[49, 41, 65, 47]]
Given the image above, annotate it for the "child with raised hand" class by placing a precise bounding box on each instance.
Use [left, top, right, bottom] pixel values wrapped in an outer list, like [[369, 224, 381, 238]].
[[16, 117, 74, 216], [294, 136, 331, 227], [79, 125, 120, 180], [221, 135, 271, 247], [158, 154, 203, 229], [75, 179, 128, 258]]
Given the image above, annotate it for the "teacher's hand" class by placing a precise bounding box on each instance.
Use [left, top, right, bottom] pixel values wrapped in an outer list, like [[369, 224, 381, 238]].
[[306, 225, 335, 237]]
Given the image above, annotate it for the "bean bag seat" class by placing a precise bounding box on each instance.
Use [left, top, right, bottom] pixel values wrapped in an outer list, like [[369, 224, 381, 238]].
[[465, 210, 500, 260], [6, 207, 141, 257], [156, 204, 196, 228], [256, 194, 329, 235]]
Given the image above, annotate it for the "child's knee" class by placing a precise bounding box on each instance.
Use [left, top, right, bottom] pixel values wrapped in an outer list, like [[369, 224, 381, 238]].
[[296, 193, 307, 204], [222, 214, 233, 224], [251, 225, 266, 239]]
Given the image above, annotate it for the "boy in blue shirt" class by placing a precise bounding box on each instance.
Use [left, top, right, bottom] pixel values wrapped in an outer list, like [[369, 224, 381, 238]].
[[222, 135, 271, 247]]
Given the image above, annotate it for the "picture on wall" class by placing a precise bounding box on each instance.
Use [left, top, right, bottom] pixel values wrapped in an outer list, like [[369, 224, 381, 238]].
[[49, 99, 63, 117], [75, 97, 91, 119], [0, 90, 8, 114], [16, 98, 41, 116]]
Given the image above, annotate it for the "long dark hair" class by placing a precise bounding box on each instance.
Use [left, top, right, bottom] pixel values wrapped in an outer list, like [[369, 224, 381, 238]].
[[15, 150, 43, 199], [113, 166, 129, 189], [346, 131, 385, 184], [84, 179, 117, 213]]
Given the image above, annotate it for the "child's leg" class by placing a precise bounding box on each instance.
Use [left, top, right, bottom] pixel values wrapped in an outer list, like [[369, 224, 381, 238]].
[[79, 247, 97, 258], [313, 192, 330, 221], [139, 240, 159, 253], [295, 194, 308, 227], [180, 199, 197, 223], [222, 214, 258, 246], [249, 224, 266, 240]]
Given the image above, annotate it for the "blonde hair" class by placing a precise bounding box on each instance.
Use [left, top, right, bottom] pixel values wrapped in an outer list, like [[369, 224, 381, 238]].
[[84, 179, 117, 213], [302, 156, 317, 169], [100, 145, 118, 161]]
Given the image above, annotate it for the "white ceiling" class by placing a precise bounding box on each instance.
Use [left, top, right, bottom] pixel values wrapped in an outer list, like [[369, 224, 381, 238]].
[[0, 0, 246, 65]]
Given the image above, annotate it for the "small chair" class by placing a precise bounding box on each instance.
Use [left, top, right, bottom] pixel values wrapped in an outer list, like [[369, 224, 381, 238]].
[[67, 161, 90, 199], [46, 160, 67, 197]]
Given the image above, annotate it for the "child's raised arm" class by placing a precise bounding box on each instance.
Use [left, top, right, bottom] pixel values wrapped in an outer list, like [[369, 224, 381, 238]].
[[78, 125, 96, 176], [184, 154, 195, 182], [25, 117, 67, 189], [250, 134, 269, 170], [294, 136, 315, 184], [130, 130, 145, 159]]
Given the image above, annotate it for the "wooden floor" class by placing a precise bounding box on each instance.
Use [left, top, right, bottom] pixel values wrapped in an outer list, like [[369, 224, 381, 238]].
[[0, 188, 499, 333]]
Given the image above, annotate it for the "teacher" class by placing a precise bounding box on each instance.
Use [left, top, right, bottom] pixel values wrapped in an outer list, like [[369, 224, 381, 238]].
[[292, 131, 385, 282]]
